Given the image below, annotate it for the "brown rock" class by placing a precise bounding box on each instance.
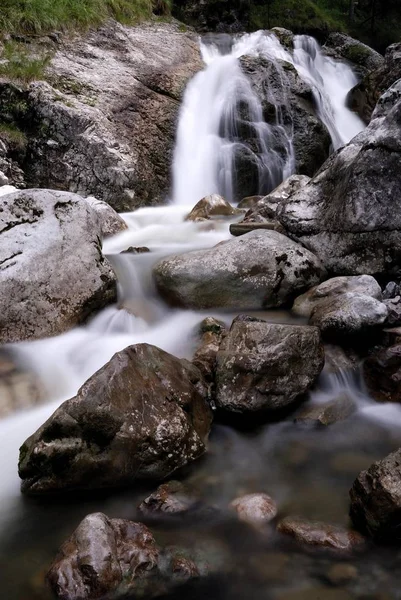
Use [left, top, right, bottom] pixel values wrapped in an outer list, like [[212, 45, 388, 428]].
[[138, 481, 196, 516], [277, 517, 367, 554], [326, 563, 358, 585], [185, 194, 241, 222], [230, 493, 278, 527], [192, 317, 227, 384]]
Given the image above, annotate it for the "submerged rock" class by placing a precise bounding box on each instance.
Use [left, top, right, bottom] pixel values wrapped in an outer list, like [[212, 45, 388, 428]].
[[215, 320, 324, 414], [277, 517, 367, 554], [0, 189, 116, 344], [153, 230, 325, 310], [363, 345, 401, 403], [278, 88, 401, 276], [19, 344, 212, 494], [230, 493, 278, 527], [185, 194, 240, 221], [295, 393, 356, 427], [47, 512, 206, 600], [0, 350, 45, 419], [350, 448, 401, 541], [138, 481, 197, 517]]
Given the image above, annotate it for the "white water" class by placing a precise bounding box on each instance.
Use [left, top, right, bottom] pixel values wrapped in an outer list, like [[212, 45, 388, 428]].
[[173, 31, 365, 206]]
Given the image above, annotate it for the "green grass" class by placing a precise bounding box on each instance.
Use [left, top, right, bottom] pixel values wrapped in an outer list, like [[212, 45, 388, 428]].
[[0, 122, 28, 152], [0, 0, 171, 36], [0, 40, 51, 82]]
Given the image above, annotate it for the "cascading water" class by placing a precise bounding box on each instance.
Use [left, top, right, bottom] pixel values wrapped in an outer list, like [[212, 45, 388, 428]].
[[173, 31, 365, 206]]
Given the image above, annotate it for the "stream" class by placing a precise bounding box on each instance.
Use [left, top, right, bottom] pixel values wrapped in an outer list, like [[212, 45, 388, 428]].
[[2, 31, 401, 600]]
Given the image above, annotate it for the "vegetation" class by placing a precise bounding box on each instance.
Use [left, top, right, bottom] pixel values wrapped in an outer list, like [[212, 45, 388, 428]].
[[0, 122, 28, 152], [0, 40, 51, 82], [0, 0, 171, 36]]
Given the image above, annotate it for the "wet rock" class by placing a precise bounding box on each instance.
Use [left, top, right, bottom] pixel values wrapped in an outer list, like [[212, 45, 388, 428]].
[[19, 344, 212, 494], [271, 28, 294, 50], [237, 195, 264, 209], [192, 317, 227, 384], [153, 229, 325, 310], [324, 33, 384, 76], [230, 220, 285, 237], [0, 350, 45, 419], [215, 320, 324, 414], [230, 493, 278, 527], [295, 393, 356, 427], [277, 517, 367, 554], [348, 42, 401, 123], [383, 282, 400, 300], [350, 448, 401, 541], [185, 194, 241, 221], [293, 276, 383, 318], [240, 54, 331, 182], [47, 512, 206, 600], [121, 246, 150, 254], [278, 87, 401, 276], [324, 345, 359, 374], [85, 196, 127, 238], [364, 345, 401, 403], [326, 563, 358, 586], [0, 189, 116, 344], [138, 481, 197, 517], [1, 21, 202, 210]]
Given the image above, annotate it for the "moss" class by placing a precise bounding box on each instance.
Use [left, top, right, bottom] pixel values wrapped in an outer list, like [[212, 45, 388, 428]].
[[344, 43, 373, 65]]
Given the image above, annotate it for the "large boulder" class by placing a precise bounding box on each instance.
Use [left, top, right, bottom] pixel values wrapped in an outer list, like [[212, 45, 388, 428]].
[[348, 42, 401, 123], [324, 33, 384, 76], [0, 189, 116, 344], [153, 230, 325, 310], [278, 86, 401, 277], [215, 319, 324, 414], [18, 344, 212, 494], [350, 448, 401, 541], [47, 512, 208, 600], [239, 54, 331, 183], [0, 21, 202, 211]]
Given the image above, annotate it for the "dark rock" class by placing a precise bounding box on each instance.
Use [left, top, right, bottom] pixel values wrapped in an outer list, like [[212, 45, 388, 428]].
[[364, 345, 401, 403], [193, 317, 227, 385], [138, 481, 197, 517], [277, 516, 367, 554], [121, 246, 150, 254], [215, 320, 324, 415], [47, 512, 207, 600], [348, 42, 401, 123], [350, 448, 401, 541], [295, 393, 356, 427], [326, 563, 358, 586], [0, 189, 116, 344], [278, 86, 401, 277], [230, 493, 278, 527], [323, 344, 360, 374], [173, 0, 250, 33], [153, 229, 325, 310], [383, 281, 400, 300], [229, 220, 286, 237], [384, 297, 401, 327], [19, 344, 212, 494]]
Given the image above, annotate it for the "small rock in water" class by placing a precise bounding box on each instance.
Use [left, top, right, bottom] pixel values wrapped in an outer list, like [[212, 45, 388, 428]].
[[0, 350, 45, 419], [326, 563, 358, 585], [383, 281, 400, 300], [138, 481, 197, 517], [277, 517, 367, 554], [350, 448, 401, 541], [384, 297, 401, 327], [230, 493, 278, 528], [237, 195, 264, 209], [295, 393, 356, 427], [121, 246, 150, 254], [185, 194, 240, 221]]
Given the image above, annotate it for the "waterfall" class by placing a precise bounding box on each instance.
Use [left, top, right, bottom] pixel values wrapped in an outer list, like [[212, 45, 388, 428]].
[[172, 31, 365, 207]]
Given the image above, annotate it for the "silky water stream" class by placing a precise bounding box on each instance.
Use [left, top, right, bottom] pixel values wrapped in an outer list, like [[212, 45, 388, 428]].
[[1, 32, 401, 600]]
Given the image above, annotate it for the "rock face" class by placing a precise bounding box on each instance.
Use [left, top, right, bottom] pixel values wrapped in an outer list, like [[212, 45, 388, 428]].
[[215, 320, 324, 414], [0, 189, 116, 344], [350, 448, 401, 541], [239, 54, 331, 181], [230, 493, 278, 527], [153, 230, 325, 310], [85, 197, 128, 237], [278, 87, 401, 277], [348, 42, 401, 123], [324, 33, 384, 76], [363, 345, 401, 403], [278, 517, 367, 554], [19, 344, 212, 494], [0, 21, 202, 211], [47, 512, 204, 600]]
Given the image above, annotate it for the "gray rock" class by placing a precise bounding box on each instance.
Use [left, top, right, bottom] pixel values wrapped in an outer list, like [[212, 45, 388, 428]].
[[0, 170, 9, 186], [19, 344, 212, 494], [85, 196, 128, 238], [185, 194, 241, 222], [324, 33, 384, 76], [153, 229, 325, 310], [240, 54, 331, 182], [278, 91, 401, 276], [0, 21, 202, 211], [0, 189, 116, 344], [47, 512, 207, 600], [348, 42, 401, 123], [293, 276, 383, 318], [350, 448, 401, 541], [295, 393, 356, 427], [278, 517, 367, 554], [215, 320, 324, 414], [230, 493, 278, 527]]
